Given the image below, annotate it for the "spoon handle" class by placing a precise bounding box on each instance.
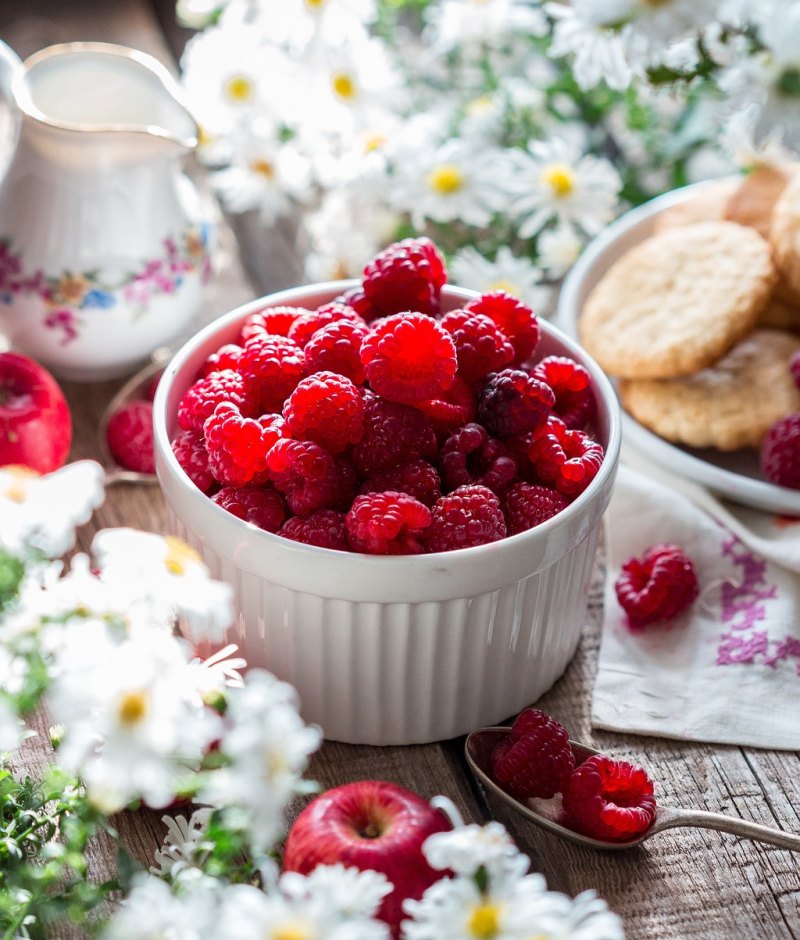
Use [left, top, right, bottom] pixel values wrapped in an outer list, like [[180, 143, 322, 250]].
[[661, 808, 800, 852]]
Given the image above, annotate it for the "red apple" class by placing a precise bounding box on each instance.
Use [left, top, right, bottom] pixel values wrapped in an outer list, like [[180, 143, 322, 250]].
[[283, 780, 452, 935], [0, 352, 72, 474]]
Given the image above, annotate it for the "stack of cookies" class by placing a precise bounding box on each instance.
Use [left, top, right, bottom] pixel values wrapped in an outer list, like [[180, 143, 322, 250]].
[[579, 166, 800, 458]]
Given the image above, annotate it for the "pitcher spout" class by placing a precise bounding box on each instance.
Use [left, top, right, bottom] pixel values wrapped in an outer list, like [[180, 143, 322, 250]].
[[18, 42, 198, 157]]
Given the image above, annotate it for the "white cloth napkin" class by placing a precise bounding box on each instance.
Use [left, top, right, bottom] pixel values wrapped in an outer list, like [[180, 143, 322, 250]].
[[592, 450, 800, 750]]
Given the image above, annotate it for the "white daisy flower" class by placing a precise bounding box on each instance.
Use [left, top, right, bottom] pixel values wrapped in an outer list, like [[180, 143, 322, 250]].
[[200, 669, 322, 851], [0, 462, 104, 560], [103, 872, 222, 939], [253, 0, 378, 52], [389, 138, 517, 229], [623, 0, 719, 51], [91, 529, 234, 644], [509, 139, 622, 239], [425, 0, 548, 54], [0, 696, 24, 755], [537, 225, 584, 278], [449, 247, 551, 311], [721, 103, 794, 169], [281, 864, 393, 921], [422, 821, 530, 882], [217, 874, 391, 940], [151, 808, 214, 878]]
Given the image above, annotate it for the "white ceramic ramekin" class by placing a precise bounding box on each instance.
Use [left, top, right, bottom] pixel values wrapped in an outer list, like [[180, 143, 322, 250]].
[[154, 282, 621, 745]]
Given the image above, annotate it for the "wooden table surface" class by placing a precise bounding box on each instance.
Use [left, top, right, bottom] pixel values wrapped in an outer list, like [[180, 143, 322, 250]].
[[3, 2, 800, 937]]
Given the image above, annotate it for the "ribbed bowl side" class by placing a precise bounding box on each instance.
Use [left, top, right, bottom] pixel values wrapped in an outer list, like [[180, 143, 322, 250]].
[[168, 508, 598, 745]]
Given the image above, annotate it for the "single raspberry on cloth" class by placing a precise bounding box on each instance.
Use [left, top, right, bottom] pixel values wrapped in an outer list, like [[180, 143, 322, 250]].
[[238, 333, 307, 413], [361, 236, 446, 320], [171, 429, 215, 493], [266, 438, 343, 517], [464, 290, 539, 366], [426, 484, 507, 552], [204, 404, 285, 488], [440, 308, 515, 383], [359, 460, 442, 507], [503, 481, 569, 535], [239, 305, 311, 343], [562, 754, 657, 841], [212, 484, 286, 532], [200, 343, 243, 378], [346, 491, 431, 555], [304, 320, 369, 384], [106, 400, 155, 474], [283, 372, 365, 454], [352, 390, 437, 475], [490, 707, 575, 800], [477, 368, 555, 437], [440, 422, 517, 494], [360, 312, 457, 404], [279, 509, 350, 550], [615, 543, 699, 629], [528, 416, 604, 496], [529, 356, 594, 430], [760, 412, 800, 489], [177, 369, 256, 433]]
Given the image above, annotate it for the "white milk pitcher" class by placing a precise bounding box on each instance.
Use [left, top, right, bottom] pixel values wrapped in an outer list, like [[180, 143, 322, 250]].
[[0, 41, 213, 381]]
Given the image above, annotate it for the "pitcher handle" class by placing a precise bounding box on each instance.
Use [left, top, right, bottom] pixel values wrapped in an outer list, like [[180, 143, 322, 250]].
[[0, 40, 22, 176]]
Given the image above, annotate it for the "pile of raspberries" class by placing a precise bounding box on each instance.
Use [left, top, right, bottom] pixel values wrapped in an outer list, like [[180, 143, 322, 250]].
[[491, 707, 657, 842], [171, 237, 605, 555]]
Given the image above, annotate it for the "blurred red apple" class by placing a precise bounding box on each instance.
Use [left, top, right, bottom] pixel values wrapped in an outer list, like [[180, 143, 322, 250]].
[[0, 352, 71, 473], [283, 780, 452, 936]]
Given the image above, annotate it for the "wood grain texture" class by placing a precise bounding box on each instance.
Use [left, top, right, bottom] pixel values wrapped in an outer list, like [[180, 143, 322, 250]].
[[3, 2, 800, 938]]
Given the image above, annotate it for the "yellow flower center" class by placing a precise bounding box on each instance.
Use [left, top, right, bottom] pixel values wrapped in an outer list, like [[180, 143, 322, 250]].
[[224, 74, 255, 104], [117, 690, 149, 727], [428, 163, 464, 195], [468, 902, 501, 938], [489, 278, 520, 295], [305, 0, 326, 8], [164, 537, 201, 576], [272, 921, 315, 940], [540, 162, 576, 197], [197, 124, 213, 149], [364, 132, 387, 153], [250, 158, 276, 179], [1, 466, 38, 503], [332, 71, 357, 101], [467, 95, 494, 116]]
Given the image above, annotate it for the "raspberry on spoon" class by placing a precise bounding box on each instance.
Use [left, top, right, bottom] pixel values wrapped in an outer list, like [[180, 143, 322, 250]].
[[490, 708, 575, 800]]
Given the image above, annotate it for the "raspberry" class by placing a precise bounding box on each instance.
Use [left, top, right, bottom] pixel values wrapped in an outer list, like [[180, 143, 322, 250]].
[[760, 412, 800, 489], [334, 457, 358, 510], [359, 460, 442, 506], [528, 417, 604, 496], [200, 344, 243, 378], [106, 400, 155, 474], [361, 236, 446, 320], [504, 482, 569, 535], [203, 404, 285, 488], [266, 438, 342, 516], [477, 369, 555, 437], [360, 312, 457, 404], [529, 356, 594, 430], [212, 484, 286, 532], [791, 351, 800, 390], [464, 291, 539, 366], [440, 423, 517, 494], [177, 369, 256, 433], [352, 391, 437, 476], [239, 334, 307, 413], [562, 755, 657, 842], [335, 285, 374, 321], [288, 302, 365, 348], [440, 308, 515, 383], [279, 510, 350, 550], [239, 305, 311, 343], [283, 372, 364, 454], [346, 491, 431, 555], [490, 708, 575, 800], [304, 320, 369, 384], [426, 484, 506, 552], [615, 543, 699, 629], [414, 376, 477, 434], [171, 429, 215, 494]]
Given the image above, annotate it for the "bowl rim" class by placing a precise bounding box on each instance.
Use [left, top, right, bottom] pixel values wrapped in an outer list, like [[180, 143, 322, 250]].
[[153, 280, 622, 569]]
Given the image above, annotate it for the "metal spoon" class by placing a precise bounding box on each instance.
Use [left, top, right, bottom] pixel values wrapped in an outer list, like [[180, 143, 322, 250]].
[[465, 726, 800, 853], [97, 349, 171, 486]]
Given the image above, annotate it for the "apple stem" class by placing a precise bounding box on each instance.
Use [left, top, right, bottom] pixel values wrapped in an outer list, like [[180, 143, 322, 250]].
[[430, 795, 464, 829]]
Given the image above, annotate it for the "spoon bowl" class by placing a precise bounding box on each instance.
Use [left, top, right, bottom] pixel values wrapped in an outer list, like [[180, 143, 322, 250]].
[[466, 727, 800, 853]]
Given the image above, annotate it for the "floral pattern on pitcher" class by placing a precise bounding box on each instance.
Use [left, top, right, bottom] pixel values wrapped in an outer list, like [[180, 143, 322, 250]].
[[0, 224, 212, 345]]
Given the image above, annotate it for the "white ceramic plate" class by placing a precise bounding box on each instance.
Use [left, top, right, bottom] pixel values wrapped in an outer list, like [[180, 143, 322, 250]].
[[558, 180, 800, 516]]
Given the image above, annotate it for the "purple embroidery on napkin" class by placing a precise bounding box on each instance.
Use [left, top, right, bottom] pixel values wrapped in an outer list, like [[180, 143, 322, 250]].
[[716, 536, 778, 666], [764, 636, 800, 674]]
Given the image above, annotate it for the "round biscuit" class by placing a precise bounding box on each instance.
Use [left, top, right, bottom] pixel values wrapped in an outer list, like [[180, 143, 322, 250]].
[[724, 163, 795, 239], [770, 172, 800, 298], [579, 221, 777, 379], [618, 329, 800, 451], [653, 179, 739, 233]]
